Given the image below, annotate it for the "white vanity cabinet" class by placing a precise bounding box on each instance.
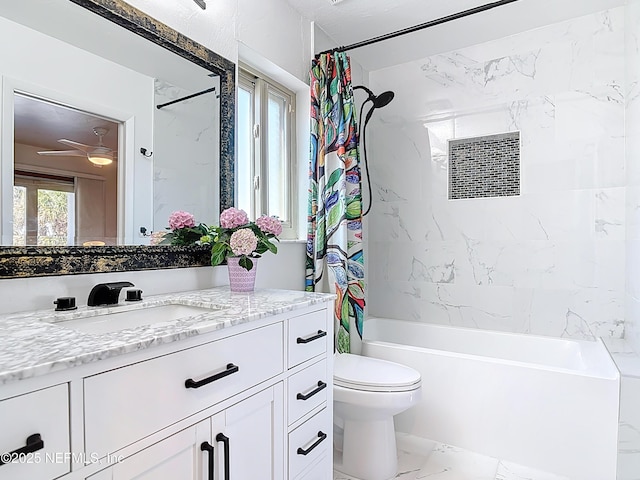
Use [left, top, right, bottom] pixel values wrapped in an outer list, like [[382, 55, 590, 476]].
[[83, 322, 284, 458], [209, 385, 284, 479], [88, 421, 210, 480], [0, 294, 334, 480], [0, 384, 71, 480], [90, 386, 283, 480], [286, 309, 333, 480]]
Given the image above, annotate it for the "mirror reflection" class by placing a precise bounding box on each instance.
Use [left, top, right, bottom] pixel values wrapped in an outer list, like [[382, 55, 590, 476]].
[[13, 94, 119, 246], [0, 0, 221, 247]]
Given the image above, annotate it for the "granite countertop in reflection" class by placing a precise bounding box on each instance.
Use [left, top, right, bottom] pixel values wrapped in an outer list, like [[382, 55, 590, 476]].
[[0, 287, 335, 385]]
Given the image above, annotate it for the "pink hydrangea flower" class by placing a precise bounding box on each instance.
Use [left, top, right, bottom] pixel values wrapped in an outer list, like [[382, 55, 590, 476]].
[[229, 228, 258, 256], [256, 215, 282, 236], [168, 210, 195, 230], [220, 207, 249, 229]]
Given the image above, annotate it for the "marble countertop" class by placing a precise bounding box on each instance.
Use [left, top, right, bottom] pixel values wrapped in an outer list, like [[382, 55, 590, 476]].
[[0, 287, 335, 385]]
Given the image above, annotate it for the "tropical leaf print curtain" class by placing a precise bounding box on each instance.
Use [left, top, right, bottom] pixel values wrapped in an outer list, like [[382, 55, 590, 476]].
[[306, 51, 365, 354]]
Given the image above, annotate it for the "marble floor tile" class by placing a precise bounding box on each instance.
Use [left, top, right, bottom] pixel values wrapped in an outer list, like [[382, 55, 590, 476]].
[[415, 443, 499, 480], [495, 461, 569, 480], [333, 436, 568, 480]]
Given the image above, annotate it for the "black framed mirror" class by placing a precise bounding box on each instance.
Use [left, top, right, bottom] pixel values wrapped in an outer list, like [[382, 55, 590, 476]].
[[0, 0, 235, 278]]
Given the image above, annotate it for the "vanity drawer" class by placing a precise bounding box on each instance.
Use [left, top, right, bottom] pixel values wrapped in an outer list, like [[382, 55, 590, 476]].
[[0, 384, 70, 480], [288, 359, 327, 425], [84, 322, 283, 457], [288, 310, 328, 368], [288, 407, 331, 480]]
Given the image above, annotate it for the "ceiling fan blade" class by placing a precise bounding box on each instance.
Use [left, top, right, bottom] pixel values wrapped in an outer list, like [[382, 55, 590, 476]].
[[58, 139, 93, 152], [37, 149, 86, 157]]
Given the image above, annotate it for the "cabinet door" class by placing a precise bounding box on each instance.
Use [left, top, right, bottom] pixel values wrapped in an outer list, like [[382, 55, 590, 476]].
[[109, 420, 210, 480], [211, 384, 284, 480]]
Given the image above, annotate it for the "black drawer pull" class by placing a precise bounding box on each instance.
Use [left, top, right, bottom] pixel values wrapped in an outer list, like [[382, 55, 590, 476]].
[[0, 433, 44, 466], [297, 381, 327, 401], [185, 363, 239, 389], [216, 433, 230, 480], [297, 431, 327, 456], [200, 442, 214, 480], [297, 330, 327, 344]]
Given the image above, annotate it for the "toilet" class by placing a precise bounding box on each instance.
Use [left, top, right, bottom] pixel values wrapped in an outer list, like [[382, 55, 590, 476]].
[[333, 353, 422, 480]]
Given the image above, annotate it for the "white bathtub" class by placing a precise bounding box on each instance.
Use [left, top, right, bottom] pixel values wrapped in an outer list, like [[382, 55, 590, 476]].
[[361, 317, 620, 480]]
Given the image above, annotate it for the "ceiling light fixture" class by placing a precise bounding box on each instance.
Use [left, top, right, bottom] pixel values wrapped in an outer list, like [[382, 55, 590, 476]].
[[193, 0, 206, 9], [87, 151, 113, 166]]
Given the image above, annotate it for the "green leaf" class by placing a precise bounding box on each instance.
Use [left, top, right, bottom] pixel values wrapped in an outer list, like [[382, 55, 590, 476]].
[[210, 242, 227, 266], [327, 202, 344, 230], [326, 168, 343, 190], [239, 256, 253, 271], [263, 240, 277, 254], [346, 198, 362, 219], [341, 295, 350, 331], [337, 328, 350, 354]]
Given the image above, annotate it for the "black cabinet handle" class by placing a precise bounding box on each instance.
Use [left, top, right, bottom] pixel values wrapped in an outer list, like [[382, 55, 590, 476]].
[[297, 431, 327, 456], [200, 442, 214, 480], [185, 363, 239, 389], [216, 433, 230, 480], [296, 381, 327, 401], [297, 330, 327, 344], [0, 434, 44, 466]]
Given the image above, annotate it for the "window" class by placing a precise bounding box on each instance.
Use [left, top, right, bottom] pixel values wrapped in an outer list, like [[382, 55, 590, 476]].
[[13, 172, 75, 246], [238, 66, 296, 238]]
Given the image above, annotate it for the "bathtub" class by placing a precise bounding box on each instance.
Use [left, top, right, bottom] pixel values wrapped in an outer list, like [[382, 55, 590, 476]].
[[361, 317, 620, 480]]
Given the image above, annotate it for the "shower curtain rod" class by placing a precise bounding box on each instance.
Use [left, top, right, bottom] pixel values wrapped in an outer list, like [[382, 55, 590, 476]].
[[314, 0, 521, 57], [156, 86, 217, 110]]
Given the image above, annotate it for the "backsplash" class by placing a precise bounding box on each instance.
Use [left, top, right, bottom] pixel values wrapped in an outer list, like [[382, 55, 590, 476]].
[[0, 242, 306, 316], [366, 7, 626, 340]]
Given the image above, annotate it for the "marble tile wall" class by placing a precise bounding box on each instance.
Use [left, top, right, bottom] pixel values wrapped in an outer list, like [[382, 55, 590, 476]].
[[625, 0, 640, 356], [366, 7, 627, 340], [618, 375, 640, 480], [153, 77, 220, 230]]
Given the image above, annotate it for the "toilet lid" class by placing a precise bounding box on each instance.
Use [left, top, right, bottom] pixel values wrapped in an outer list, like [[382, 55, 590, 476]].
[[333, 353, 421, 392]]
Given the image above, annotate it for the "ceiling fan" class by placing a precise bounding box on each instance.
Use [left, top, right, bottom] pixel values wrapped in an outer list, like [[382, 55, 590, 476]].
[[37, 127, 115, 166]]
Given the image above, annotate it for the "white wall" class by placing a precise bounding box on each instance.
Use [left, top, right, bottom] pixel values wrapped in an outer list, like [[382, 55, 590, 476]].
[[122, 0, 313, 85], [366, 7, 626, 341]]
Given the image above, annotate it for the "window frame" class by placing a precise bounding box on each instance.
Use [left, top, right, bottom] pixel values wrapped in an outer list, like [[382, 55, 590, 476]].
[[238, 64, 297, 240], [13, 171, 76, 246]]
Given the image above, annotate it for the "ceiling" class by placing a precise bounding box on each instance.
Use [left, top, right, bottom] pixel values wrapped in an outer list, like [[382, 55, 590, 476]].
[[286, 0, 627, 71], [14, 94, 119, 154]]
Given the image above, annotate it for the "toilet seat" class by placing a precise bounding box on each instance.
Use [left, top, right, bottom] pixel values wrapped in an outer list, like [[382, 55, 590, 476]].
[[333, 353, 421, 392]]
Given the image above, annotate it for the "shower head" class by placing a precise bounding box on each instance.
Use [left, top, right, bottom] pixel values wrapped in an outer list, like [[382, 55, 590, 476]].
[[353, 85, 395, 109], [364, 90, 395, 126], [353, 85, 395, 127], [373, 91, 394, 109]]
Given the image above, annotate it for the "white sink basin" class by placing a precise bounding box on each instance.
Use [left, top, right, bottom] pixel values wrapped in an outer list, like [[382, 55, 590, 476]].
[[52, 304, 215, 334]]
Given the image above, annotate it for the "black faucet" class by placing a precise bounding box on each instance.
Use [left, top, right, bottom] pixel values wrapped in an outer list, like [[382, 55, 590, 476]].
[[87, 282, 134, 307]]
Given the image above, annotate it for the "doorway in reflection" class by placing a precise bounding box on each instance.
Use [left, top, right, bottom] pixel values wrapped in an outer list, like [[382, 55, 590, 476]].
[[13, 93, 119, 246]]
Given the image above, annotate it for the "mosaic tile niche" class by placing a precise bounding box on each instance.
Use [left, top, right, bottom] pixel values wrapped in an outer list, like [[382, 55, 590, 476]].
[[448, 132, 520, 200]]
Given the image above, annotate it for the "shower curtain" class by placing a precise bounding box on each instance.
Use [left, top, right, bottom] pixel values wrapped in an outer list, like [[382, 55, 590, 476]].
[[305, 51, 365, 354]]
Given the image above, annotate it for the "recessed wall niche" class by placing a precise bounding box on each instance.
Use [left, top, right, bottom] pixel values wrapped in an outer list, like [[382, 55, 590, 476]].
[[448, 132, 520, 200]]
